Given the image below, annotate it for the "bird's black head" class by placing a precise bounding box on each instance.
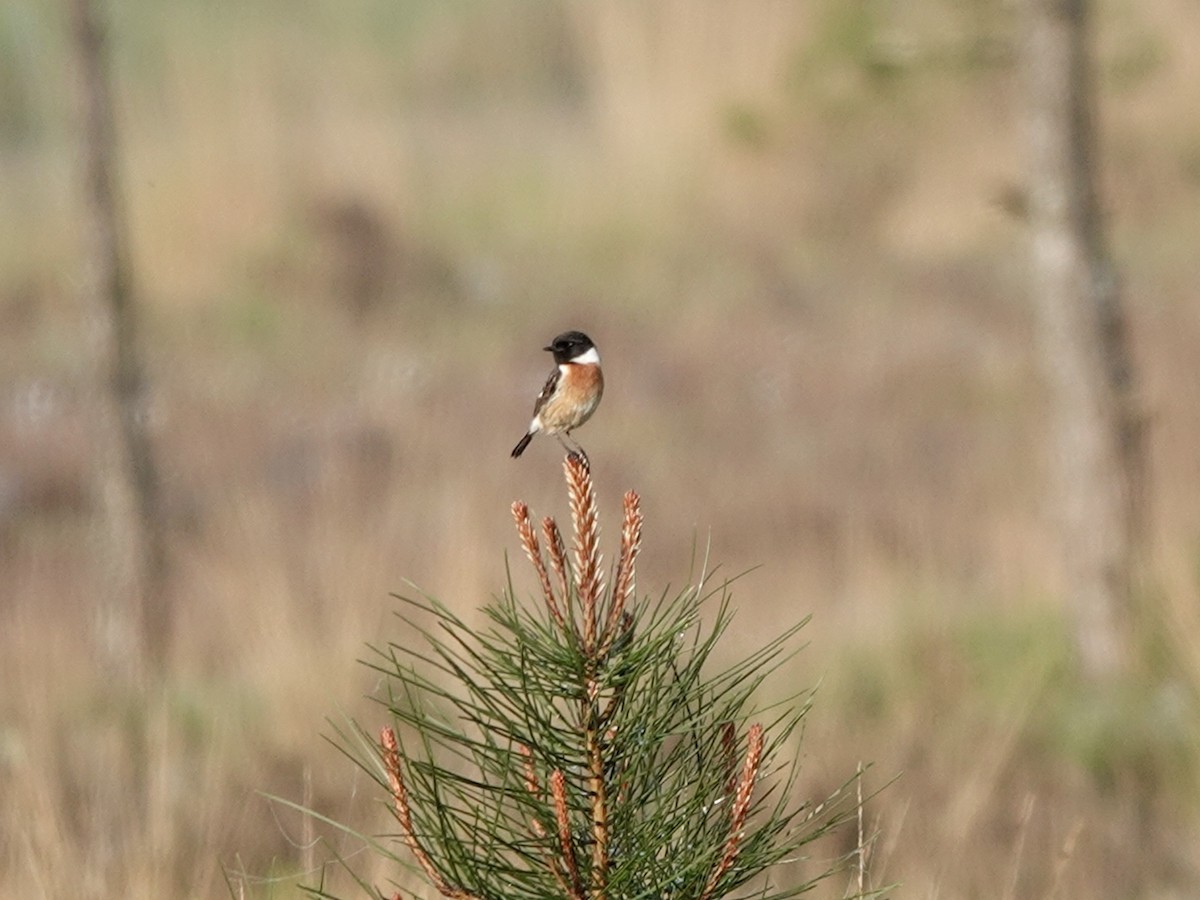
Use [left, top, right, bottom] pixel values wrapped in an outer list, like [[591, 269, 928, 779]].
[[544, 331, 597, 365]]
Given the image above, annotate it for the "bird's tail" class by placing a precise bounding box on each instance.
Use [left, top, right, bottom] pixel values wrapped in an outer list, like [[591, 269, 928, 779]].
[[511, 433, 533, 458]]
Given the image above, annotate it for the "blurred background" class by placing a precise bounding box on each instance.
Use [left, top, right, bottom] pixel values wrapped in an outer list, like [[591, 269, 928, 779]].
[[4, 1, 1200, 897]]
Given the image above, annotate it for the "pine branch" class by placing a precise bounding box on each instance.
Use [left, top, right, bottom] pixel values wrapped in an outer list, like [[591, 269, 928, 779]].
[[601, 491, 643, 658], [379, 727, 482, 900], [701, 723, 765, 900], [512, 501, 566, 629], [552, 769, 586, 899], [519, 744, 574, 897], [543, 516, 571, 618], [584, 696, 610, 897], [565, 454, 603, 653]]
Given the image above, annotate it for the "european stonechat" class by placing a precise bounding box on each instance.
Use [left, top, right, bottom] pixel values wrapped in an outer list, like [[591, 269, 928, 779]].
[[511, 330, 604, 460]]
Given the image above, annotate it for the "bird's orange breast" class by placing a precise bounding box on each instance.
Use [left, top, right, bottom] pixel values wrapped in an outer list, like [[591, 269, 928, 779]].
[[540, 364, 603, 433]]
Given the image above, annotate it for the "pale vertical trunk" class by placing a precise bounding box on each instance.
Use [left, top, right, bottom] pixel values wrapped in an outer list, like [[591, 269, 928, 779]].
[[73, 0, 170, 681], [1023, 0, 1144, 679]]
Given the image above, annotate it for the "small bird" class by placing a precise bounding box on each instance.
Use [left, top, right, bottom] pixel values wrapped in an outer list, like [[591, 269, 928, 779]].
[[511, 330, 604, 461]]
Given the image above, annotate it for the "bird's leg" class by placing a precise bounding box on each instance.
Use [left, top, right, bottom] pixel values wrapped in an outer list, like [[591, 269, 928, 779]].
[[556, 432, 589, 468], [567, 433, 589, 469]]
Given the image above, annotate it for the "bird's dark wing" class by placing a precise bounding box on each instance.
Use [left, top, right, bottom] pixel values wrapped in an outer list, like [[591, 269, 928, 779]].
[[531, 367, 560, 417]]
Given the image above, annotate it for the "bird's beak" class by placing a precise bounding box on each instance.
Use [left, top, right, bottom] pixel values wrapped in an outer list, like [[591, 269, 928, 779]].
[[543, 345, 554, 352]]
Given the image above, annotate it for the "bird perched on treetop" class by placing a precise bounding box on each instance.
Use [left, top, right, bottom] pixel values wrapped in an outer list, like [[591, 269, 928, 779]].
[[511, 331, 604, 462]]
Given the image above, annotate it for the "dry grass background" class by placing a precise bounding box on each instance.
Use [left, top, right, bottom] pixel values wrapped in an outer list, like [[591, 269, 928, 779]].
[[4, 1, 1200, 897]]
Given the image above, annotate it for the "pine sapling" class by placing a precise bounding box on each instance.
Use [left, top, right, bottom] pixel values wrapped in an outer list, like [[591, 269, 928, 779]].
[[323, 455, 858, 900]]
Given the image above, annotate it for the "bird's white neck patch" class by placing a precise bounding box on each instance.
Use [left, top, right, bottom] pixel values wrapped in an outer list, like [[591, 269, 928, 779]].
[[570, 347, 600, 365]]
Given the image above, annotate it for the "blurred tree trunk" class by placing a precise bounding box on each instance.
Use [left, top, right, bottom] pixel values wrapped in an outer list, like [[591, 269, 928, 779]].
[[1022, 0, 1145, 680], [73, 0, 170, 681]]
